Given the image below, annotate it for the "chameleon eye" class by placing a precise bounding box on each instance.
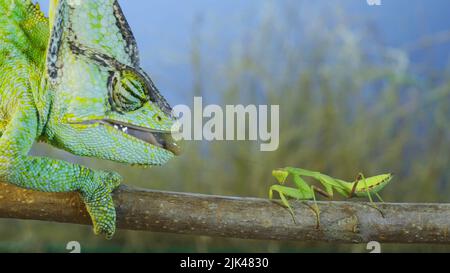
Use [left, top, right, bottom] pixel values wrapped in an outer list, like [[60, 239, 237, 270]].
[[109, 69, 149, 112], [153, 113, 163, 122]]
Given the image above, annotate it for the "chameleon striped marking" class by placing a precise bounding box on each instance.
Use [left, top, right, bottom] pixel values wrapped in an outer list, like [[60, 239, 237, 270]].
[[47, 0, 66, 82], [67, 40, 174, 116], [112, 0, 139, 67]]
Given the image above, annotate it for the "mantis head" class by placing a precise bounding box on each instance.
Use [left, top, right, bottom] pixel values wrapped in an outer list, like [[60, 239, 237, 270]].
[[272, 169, 290, 184]]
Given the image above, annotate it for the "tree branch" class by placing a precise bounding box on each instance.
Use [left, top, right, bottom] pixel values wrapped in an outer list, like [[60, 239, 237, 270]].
[[0, 182, 449, 244]]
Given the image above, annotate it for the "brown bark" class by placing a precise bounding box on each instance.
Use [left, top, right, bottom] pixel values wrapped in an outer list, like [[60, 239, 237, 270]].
[[0, 182, 449, 243]]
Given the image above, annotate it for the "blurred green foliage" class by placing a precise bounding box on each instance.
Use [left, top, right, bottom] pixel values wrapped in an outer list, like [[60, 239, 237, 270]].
[[0, 4, 449, 252]]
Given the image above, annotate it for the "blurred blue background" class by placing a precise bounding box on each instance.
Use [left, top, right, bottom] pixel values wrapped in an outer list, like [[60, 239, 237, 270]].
[[36, 0, 450, 104], [0, 0, 448, 252]]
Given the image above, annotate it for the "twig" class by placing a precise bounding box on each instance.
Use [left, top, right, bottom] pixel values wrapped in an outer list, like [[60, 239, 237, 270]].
[[0, 182, 449, 243]]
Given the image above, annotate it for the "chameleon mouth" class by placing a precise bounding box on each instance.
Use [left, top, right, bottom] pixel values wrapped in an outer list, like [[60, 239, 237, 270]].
[[79, 120, 181, 155], [104, 120, 181, 156]]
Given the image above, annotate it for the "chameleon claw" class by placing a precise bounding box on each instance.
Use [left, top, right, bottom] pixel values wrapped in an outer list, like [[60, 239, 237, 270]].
[[81, 171, 120, 239], [94, 223, 115, 240], [86, 195, 117, 240]]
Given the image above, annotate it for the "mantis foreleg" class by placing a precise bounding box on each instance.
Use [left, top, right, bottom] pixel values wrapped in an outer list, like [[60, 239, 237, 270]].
[[269, 184, 302, 223], [269, 184, 322, 226]]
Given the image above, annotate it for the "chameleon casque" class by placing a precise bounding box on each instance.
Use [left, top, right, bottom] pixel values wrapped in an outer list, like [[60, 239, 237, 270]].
[[0, 0, 180, 239]]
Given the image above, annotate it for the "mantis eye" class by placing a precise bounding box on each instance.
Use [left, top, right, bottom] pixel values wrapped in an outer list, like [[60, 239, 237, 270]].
[[109, 69, 149, 112]]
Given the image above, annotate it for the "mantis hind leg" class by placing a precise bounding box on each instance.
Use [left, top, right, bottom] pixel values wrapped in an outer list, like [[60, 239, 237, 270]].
[[358, 173, 385, 218], [309, 186, 321, 229], [375, 192, 385, 203]]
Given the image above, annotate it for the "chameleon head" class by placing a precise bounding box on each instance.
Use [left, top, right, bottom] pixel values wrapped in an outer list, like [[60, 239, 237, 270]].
[[46, 61, 181, 165], [44, 0, 181, 166]]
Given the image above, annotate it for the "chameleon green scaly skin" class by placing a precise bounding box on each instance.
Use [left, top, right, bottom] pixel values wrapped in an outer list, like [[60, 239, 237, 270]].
[[0, 0, 180, 239]]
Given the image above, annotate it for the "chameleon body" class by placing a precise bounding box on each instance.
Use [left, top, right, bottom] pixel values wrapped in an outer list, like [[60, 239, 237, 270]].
[[0, 0, 180, 238]]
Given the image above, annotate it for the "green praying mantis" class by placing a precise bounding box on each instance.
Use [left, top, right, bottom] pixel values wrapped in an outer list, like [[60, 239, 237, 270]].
[[269, 167, 393, 227]]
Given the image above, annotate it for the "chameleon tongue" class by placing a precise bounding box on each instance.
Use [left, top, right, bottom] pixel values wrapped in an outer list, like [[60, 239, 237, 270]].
[[126, 127, 181, 156]]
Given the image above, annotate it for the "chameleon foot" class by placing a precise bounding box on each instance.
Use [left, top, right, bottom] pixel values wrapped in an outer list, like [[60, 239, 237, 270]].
[[95, 170, 122, 193], [80, 171, 122, 239]]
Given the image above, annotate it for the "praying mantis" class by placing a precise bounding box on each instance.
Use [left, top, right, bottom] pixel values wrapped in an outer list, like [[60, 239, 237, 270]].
[[269, 167, 393, 227]]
